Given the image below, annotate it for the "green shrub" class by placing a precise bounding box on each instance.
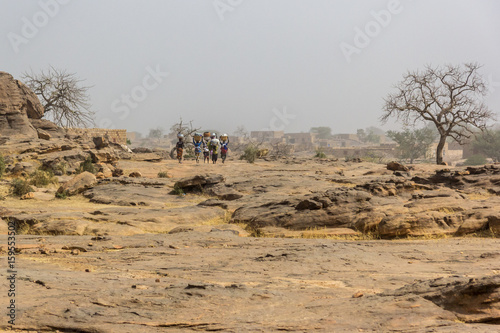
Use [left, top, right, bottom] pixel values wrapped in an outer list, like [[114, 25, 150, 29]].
[[55, 190, 68, 199], [240, 145, 258, 163], [52, 161, 68, 175], [126, 138, 132, 145], [10, 178, 34, 197], [77, 156, 96, 174], [171, 184, 185, 196], [29, 169, 58, 187], [315, 148, 326, 159], [158, 171, 169, 178], [0, 154, 5, 178], [463, 154, 487, 166]]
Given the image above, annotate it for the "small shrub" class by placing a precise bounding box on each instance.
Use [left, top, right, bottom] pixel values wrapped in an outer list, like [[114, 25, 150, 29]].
[[315, 148, 326, 159], [55, 190, 68, 199], [126, 138, 132, 145], [29, 169, 58, 187], [240, 145, 259, 163], [77, 156, 96, 174], [52, 161, 68, 175], [10, 178, 34, 197], [158, 171, 169, 178], [171, 184, 185, 196], [463, 154, 487, 166], [0, 154, 5, 178]]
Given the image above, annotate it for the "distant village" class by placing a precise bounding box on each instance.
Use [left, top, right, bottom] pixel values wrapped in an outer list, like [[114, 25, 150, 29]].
[[78, 127, 481, 166]]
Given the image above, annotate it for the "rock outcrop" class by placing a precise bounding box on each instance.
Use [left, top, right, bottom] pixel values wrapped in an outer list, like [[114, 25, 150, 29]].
[[0, 72, 44, 141]]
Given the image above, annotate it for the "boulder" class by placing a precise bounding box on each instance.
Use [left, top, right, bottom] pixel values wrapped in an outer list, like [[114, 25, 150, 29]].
[[29, 118, 66, 139], [129, 171, 142, 178], [133, 152, 163, 162], [387, 161, 409, 172], [57, 172, 97, 196], [132, 147, 152, 153], [36, 128, 51, 140], [0, 72, 43, 140], [96, 163, 113, 178], [21, 192, 35, 200], [175, 174, 225, 190], [384, 275, 500, 324], [488, 215, 500, 235], [295, 199, 323, 210], [93, 136, 109, 149], [112, 168, 124, 177], [90, 149, 119, 164]]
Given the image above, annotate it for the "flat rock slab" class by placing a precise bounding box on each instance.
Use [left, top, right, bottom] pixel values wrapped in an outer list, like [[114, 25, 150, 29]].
[[1, 233, 499, 332], [84, 183, 171, 207], [4, 206, 226, 236]]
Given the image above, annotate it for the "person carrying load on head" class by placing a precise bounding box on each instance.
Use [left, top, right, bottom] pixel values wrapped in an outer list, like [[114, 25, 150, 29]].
[[193, 133, 203, 164], [208, 133, 217, 159], [203, 131, 211, 145], [176, 133, 184, 164], [220, 133, 229, 163], [209, 137, 219, 164], [203, 145, 210, 163]]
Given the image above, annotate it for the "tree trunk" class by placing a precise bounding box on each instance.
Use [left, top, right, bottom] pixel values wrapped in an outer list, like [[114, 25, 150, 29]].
[[436, 135, 447, 164]]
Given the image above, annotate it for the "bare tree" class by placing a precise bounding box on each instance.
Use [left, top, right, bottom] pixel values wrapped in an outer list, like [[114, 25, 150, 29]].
[[269, 141, 294, 158], [168, 118, 201, 158], [381, 63, 495, 164], [22, 67, 95, 128], [169, 117, 201, 140]]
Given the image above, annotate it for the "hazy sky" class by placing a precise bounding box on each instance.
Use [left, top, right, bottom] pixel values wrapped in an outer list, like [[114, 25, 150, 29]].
[[2, 0, 500, 136]]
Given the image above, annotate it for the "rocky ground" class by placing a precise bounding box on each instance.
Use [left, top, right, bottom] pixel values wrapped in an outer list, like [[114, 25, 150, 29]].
[[1, 157, 500, 332], [3, 69, 498, 331]]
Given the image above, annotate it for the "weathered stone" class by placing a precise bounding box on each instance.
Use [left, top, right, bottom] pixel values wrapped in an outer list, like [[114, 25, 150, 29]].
[[57, 172, 97, 196], [175, 174, 225, 190], [84, 183, 170, 207], [128, 171, 142, 178], [378, 212, 463, 238], [295, 199, 323, 210], [204, 185, 243, 201], [132, 147, 152, 153], [93, 136, 109, 149], [29, 118, 66, 139], [112, 168, 124, 177], [90, 149, 119, 164], [20, 192, 35, 200], [387, 161, 409, 172], [0, 72, 41, 140], [198, 199, 229, 209], [488, 215, 500, 235], [96, 163, 113, 178], [36, 128, 51, 140], [384, 275, 500, 324], [133, 152, 163, 162]]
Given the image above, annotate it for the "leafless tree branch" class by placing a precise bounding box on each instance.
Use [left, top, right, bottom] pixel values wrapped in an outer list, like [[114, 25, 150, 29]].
[[22, 67, 95, 128], [381, 63, 495, 164]]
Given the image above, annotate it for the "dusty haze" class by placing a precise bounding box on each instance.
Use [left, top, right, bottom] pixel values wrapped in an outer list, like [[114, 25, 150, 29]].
[[1, 0, 499, 135]]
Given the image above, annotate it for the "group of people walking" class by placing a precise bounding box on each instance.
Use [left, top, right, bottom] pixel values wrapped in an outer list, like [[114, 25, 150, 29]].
[[176, 132, 229, 164]]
